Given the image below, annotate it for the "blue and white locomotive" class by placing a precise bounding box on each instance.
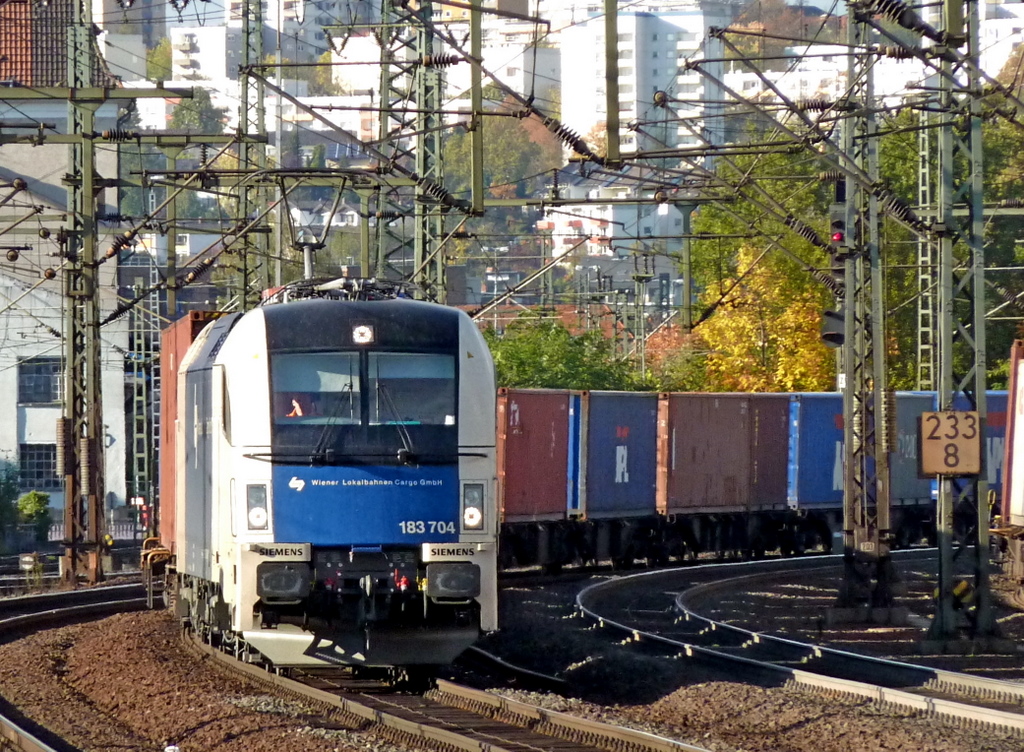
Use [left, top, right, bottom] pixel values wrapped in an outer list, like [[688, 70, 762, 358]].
[[167, 280, 497, 672]]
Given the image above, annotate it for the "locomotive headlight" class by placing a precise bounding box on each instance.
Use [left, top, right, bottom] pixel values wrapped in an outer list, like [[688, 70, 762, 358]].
[[462, 482, 484, 530], [352, 324, 374, 344], [247, 484, 269, 530]]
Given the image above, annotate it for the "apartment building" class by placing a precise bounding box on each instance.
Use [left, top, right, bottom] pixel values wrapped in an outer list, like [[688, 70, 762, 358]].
[[560, 3, 731, 157]]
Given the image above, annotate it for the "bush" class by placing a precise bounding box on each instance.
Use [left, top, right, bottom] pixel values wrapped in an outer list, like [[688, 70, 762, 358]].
[[17, 490, 52, 543]]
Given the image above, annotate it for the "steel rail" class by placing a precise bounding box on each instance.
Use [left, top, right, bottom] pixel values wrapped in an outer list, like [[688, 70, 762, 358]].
[[575, 554, 1024, 736], [190, 632, 712, 752], [676, 570, 1024, 706], [0, 585, 148, 752]]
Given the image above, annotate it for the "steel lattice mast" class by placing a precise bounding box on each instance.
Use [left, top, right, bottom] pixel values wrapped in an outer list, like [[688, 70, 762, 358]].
[[833, 4, 895, 612], [930, 0, 994, 641], [413, 0, 446, 300], [239, 0, 268, 308], [61, 0, 105, 583], [368, 0, 448, 299]]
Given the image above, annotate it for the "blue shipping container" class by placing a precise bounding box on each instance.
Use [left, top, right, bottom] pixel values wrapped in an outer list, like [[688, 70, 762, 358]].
[[787, 393, 844, 509], [582, 392, 659, 518], [891, 393, 935, 504], [951, 391, 1007, 495]]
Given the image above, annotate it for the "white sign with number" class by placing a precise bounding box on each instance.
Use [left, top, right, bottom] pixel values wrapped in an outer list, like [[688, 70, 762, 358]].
[[919, 411, 982, 476]]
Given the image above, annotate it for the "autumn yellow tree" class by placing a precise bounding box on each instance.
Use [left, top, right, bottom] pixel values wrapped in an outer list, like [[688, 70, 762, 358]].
[[695, 244, 835, 392]]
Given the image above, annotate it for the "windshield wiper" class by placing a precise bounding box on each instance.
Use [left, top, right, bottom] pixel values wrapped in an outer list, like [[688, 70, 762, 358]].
[[311, 383, 354, 461], [376, 382, 416, 464]]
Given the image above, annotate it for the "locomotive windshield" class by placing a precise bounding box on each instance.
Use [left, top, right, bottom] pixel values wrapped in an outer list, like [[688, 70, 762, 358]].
[[269, 349, 457, 464]]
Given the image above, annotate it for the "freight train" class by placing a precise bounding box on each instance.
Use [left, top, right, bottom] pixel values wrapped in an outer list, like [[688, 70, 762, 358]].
[[497, 389, 1007, 569], [149, 279, 499, 678]]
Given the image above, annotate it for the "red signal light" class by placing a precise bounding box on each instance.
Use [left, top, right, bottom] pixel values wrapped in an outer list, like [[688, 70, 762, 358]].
[[831, 231, 845, 243]]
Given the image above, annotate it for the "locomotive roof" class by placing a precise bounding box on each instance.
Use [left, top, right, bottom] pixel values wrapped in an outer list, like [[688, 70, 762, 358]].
[[262, 297, 462, 351]]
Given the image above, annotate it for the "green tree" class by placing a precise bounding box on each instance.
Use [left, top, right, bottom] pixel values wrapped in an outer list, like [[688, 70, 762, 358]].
[[483, 318, 639, 390], [147, 37, 172, 82], [444, 104, 564, 199], [688, 142, 837, 390], [0, 463, 19, 548], [169, 87, 228, 134], [262, 53, 344, 96], [695, 244, 835, 391], [17, 490, 52, 544]]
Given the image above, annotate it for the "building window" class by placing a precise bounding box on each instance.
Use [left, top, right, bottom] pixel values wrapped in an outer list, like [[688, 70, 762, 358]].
[[18, 358, 62, 404], [19, 444, 60, 491], [618, 33, 633, 42]]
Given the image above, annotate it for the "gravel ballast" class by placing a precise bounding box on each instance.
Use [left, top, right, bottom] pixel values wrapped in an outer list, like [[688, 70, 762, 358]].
[[0, 571, 1021, 752]]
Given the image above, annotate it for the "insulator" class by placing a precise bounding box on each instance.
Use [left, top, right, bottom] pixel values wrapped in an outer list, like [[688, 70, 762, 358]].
[[881, 390, 897, 453], [6, 249, 18, 262], [200, 143, 209, 165], [868, 0, 910, 25], [818, 170, 844, 183], [375, 210, 403, 221], [55, 418, 70, 477], [42, 268, 56, 280], [878, 45, 914, 60], [784, 216, 824, 247], [416, 178, 450, 203], [103, 232, 135, 260], [97, 212, 129, 223], [421, 53, 461, 68], [652, 90, 669, 108], [80, 436, 93, 497], [12, 178, 26, 191], [653, 190, 668, 203], [38, 228, 50, 239], [1000, 198, 1024, 208], [542, 116, 591, 157], [797, 98, 833, 112], [101, 129, 138, 141], [181, 258, 215, 285], [104, 303, 131, 323]]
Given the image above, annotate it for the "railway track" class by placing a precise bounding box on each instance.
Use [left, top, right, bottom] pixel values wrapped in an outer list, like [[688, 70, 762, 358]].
[[576, 551, 1024, 736], [190, 632, 712, 752], [1, 580, 711, 752], [0, 583, 148, 752]]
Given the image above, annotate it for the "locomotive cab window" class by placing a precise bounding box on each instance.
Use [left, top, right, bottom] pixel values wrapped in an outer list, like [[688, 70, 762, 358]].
[[272, 352, 359, 425], [269, 349, 457, 463], [369, 353, 455, 426]]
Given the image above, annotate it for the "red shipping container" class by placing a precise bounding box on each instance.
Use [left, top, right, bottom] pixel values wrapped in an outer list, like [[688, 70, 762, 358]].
[[158, 311, 219, 552], [497, 389, 572, 522], [660, 393, 789, 515]]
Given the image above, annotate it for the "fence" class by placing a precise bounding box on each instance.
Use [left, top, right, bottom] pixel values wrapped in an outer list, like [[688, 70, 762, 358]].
[[47, 522, 147, 543]]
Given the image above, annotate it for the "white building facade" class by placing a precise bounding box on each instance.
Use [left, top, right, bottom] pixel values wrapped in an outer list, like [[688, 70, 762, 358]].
[[560, 3, 731, 156]]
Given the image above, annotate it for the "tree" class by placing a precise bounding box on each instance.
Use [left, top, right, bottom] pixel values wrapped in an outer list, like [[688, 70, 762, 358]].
[[727, 0, 841, 71], [17, 490, 52, 544], [0, 463, 19, 547], [147, 37, 172, 82], [444, 101, 565, 199], [686, 140, 838, 390], [483, 318, 639, 390], [644, 325, 709, 391], [694, 244, 835, 391], [169, 87, 228, 134], [262, 53, 345, 96]]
